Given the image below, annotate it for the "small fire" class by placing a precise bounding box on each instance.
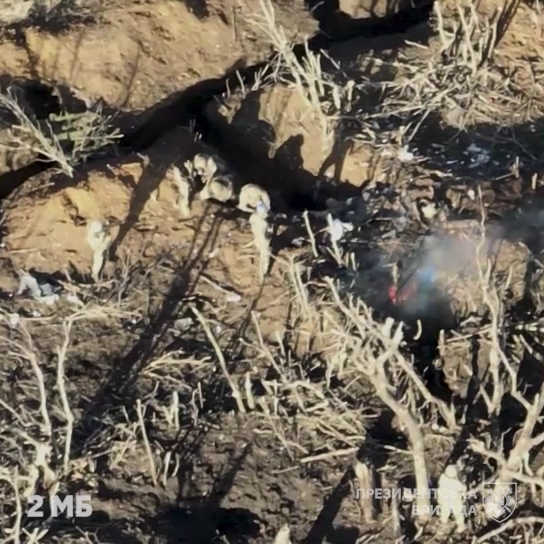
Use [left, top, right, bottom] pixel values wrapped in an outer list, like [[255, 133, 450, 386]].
[[388, 285, 398, 304], [388, 281, 418, 305], [388, 264, 437, 305]]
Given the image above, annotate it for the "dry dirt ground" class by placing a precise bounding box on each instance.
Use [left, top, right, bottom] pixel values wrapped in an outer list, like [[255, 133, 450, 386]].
[[2, 0, 544, 543]]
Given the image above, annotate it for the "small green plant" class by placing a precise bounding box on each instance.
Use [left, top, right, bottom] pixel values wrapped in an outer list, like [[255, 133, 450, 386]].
[[0, 87, 122, 177]]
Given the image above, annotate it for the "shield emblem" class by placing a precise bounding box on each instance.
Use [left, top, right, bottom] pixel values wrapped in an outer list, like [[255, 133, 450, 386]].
[[483, 483, 517, 523]]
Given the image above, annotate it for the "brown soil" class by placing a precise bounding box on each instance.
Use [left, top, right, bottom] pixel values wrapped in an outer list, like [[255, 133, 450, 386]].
[[1, 0, 544, 543]]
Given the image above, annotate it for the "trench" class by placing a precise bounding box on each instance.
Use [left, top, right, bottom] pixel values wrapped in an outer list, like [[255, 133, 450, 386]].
[[0, 0, 436, 201], [0, 0, 449, 380], [0, 0, 453, 407]]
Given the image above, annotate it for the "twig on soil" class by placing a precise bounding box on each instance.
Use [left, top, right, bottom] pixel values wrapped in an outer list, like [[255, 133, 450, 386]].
[[135, 399, 158, 486], [299, 447, 358, 464], [191, 306, 246, 413], [57, 319, 75, 474], [325, 278, 432, 520]]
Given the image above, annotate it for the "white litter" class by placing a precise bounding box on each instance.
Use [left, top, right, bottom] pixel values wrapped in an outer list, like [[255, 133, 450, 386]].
[[466, 143, 490, 168], [65, 293, 84, 306], [8, 313, 20, 328], [173, 317, 193, 332], [329, 219, 354, 242], [397, 146, 415, 163]]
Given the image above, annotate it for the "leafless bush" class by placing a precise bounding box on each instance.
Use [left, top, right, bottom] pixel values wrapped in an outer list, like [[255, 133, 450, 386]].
[[0, 304, 135, 541], [380, 0, 531, 133], [251, 0, 355, 146], [0, 88, 122, 177]]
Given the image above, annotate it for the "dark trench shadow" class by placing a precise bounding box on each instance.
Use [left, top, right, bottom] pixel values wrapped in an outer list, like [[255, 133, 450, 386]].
[[0, 0, 435, 205], [301, 466, 355, 544], [304, 0, 435, 49], [177, 0, 210, 19], [44, 445, 258, 544], [163, 444, 258, 544]]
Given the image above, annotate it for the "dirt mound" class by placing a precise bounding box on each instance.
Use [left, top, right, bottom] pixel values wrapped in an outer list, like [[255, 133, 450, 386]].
[[0, 0, 317, 111], [1, 130, 190, 280]]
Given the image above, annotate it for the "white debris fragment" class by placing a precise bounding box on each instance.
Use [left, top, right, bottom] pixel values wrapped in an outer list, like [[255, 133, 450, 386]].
[[467, 188, 476, 200], [466, 143, 490, 168], [65, 293, 84, 307], [397, 146, 415, 163], [173, 317, 194, 332], [8, 313, 20, 328], [328, 219, 354, 242], [225, 293, 242, 303], [418, 198, 439, 221]]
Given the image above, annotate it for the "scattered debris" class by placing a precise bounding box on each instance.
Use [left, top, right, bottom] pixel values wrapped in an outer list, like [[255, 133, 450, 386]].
[[328, 218, 354, 243], [172, 317, 194, 333], [466, 143, 490, 169], [398, 145, 415, 163]]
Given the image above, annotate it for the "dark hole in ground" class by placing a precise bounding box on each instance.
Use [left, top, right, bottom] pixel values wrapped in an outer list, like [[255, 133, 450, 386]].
[[288, 192, 328, 212]]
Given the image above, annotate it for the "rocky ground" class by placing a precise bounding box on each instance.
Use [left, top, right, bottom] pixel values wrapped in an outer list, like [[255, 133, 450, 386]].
[[1, 0, 544, 543]]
